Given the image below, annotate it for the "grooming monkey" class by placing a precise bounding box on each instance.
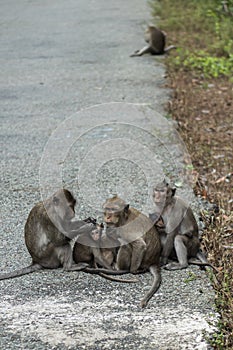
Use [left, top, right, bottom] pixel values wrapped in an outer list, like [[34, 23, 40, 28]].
[[72, 223, 138, 283], [130, 25, 176, 57], [149, 180, 217, 271], [0, 189, 94, 280], [84, 195, 162, 308]]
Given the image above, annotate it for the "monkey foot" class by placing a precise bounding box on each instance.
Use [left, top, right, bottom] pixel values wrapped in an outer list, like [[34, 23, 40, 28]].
[[164, 262, 187, 270], [67, 263, 89, 271]]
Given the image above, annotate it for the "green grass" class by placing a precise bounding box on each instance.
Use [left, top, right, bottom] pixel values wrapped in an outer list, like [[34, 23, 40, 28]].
[[149, 0, 233, 348], [150, 0, 233, 79]]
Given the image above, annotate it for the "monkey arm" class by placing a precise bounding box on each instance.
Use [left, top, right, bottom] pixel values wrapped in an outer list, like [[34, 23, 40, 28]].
[[161, 231, 176, 264], [65, 221, 95, 239], [92, 248, 113, 270]]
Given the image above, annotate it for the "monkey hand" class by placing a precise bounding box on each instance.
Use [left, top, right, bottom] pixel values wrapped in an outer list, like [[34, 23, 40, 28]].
[[83, 217, 97, 225]]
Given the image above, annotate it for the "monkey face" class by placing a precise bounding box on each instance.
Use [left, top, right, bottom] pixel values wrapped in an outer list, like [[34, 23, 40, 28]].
[[65, 201, 76, 221], [91, 224, 103, 241], [103, 207, 121, 226], [53, 192, 76, 222], [103, 196, 129, 227], [153, 187, 167, 204]]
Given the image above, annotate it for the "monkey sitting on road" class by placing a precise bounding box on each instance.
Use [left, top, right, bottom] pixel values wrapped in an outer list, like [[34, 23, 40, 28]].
[[73, 223, 114, 269], [130, 25, 176, 57], [72, 223, 138, 283], [0, 189, 94, 280], [84, 195, 162, 308], [149, 180, 217, 271]]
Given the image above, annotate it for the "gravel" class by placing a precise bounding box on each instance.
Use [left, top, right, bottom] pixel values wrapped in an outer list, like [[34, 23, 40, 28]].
[[0, 0, 218, 349]]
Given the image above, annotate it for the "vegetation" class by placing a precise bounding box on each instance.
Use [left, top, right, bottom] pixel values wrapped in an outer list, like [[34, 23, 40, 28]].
[[151, 0, 233, 78], [150, 0, 233, 348]]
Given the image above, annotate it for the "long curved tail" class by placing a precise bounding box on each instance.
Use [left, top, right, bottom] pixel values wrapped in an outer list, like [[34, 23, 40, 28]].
[[98, 273, 139, 283], [189, 250, 219, 273], [83, 267, 130, 275], [0, 264, 42, 280], [82, 266, 141, 283], [140, 265, 161, 308]]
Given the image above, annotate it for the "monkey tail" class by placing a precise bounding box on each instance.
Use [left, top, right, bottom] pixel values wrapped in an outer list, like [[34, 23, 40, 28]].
[[82, 267, 141, 283], [98, 273, 139, 283], [188, 251, 219, 273], [83, 267, 130, 275], [140, 265, 161, 308], [0, 263, 43, 280]]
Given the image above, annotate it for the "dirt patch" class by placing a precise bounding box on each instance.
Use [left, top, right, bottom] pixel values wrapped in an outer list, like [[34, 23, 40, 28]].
[[166, 69, 233, 347]]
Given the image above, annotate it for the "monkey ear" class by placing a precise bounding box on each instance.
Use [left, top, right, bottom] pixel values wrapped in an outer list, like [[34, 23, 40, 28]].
[[124, 204, 130, 213], [172, 188, 176, 196], [53, 196, 59, 205]]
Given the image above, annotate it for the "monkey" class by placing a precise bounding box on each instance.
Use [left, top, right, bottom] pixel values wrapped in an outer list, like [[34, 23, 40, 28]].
[[71, 223, 138, 283], [103, 196, 152, 274], [73, 223, 115, 270], [83, 195, 162, 308], [149, 180, 217, 271], [130, 25, 176, 57], [0, 189, 94, 280]]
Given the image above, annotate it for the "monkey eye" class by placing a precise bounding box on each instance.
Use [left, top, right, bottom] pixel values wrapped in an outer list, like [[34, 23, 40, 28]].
[[154, 189, 165, 193], [104, 207, 119, 213]]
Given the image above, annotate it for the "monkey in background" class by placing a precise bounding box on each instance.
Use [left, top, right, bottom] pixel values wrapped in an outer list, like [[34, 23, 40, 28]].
[[149, 180, 217, 271], [130, 25, 176, 57]]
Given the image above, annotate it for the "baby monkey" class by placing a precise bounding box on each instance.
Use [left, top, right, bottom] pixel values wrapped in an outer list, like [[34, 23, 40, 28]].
[[72, 223, 138, 283], [130, 25, 176, 57]]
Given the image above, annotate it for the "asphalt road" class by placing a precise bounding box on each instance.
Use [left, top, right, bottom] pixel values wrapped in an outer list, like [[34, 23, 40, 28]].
[[0, 1, 217, 349]]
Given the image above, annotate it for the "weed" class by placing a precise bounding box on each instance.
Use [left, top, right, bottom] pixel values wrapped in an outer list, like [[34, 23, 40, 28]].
[[149, 0, 233, 347], [184, 271, 197, 283]]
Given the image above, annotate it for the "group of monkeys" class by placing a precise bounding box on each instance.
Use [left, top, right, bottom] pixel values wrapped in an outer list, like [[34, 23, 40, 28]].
[[0, 180, 214, 308], [0, 27, 210, 308]]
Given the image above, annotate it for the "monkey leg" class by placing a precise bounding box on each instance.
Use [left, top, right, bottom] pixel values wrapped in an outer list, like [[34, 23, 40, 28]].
[[164, 45, 176, 53], [55, 245, 74, 270], [116, 245, 132, 270], [92, 248, 113, 270], [130, 239, 147, 273], [164, 235, 189, 270], [130, 45, 151, 57]]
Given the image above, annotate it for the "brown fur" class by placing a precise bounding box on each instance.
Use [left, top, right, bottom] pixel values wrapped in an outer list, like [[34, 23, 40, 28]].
[[130, 25, 175, 57], [150, 180, 217, 271], [86, 196, 162, 308], [0, 189, 91, 280], [72, 224, 138, 283]]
